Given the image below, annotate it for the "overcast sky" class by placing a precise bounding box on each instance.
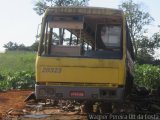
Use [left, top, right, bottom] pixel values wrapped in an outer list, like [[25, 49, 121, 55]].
[[0, 0, 160, 57]]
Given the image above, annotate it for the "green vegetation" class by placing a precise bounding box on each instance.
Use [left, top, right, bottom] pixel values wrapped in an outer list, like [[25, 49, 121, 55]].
[[33, 0, 90, 15], [3, 41, 39, 52], [0, 71, 35, 91], [0, 51, 36, 91], [135, 64, 160, 89], [0, 51, 36, 74], [119, 0, 160, 89], [119, 0, 160, 62]]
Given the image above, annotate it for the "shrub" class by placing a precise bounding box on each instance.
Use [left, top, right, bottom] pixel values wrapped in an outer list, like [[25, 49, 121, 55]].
[[0, 71, 35, 91], [135, 64, 160, 89]]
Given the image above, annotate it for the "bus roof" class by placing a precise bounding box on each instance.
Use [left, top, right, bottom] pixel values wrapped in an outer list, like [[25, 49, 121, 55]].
[[45, 6, 123, 17]]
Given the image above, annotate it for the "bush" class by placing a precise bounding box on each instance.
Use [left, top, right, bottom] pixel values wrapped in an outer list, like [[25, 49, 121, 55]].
[[0, 74, 5, 81], [0, 51, 36, 91], [135, 64, 160, 89], [0, 71, 35, 91]]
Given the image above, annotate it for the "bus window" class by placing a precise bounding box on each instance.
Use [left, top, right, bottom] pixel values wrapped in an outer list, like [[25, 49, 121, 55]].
[[39, 15, 123, 59], [101, 26, 121, 48]]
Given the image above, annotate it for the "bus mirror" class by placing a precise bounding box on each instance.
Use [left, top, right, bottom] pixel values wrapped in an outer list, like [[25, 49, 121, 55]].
[[36, 23, 41, 41]]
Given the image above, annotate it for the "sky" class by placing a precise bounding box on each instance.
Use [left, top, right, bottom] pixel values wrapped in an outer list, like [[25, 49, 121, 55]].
[[0, 0, 160, 57]]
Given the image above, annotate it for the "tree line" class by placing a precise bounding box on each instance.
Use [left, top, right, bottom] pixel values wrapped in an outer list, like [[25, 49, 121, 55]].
[[3, 41, 39, 52]]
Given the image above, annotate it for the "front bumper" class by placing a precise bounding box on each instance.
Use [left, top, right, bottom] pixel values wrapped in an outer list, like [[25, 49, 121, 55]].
[[35, 84, 124, 101]]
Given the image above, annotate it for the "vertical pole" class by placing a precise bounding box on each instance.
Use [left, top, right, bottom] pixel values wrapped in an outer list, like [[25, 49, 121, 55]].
[[94, 23, 97, 50]]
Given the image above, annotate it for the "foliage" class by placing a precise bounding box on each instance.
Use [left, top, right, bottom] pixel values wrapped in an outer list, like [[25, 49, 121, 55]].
[[135, 64, 160, 89], [3, 41, 39, 52], [119, 0, 155, 60], [33, 0, 89, 15], [0, 71, 35, 91], [152, 28, 160, 49], [30, 40, 39, 52], [3, 41, 17, 51], [3, 41, 29, 51], [33, 0, 48, 15], [136, 30, 160, 63], [0, 51, 36, 91], [4, 41, 29, 51], [0, 51, 36, 74], [136, 36, 155, 63]]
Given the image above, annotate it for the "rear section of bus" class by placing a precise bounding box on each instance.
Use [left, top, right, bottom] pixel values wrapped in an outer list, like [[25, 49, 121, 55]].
[[35, 7, 127, 101]]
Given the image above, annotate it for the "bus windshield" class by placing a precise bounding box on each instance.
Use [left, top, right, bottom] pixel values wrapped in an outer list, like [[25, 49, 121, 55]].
[[39, 15, 122, 59]]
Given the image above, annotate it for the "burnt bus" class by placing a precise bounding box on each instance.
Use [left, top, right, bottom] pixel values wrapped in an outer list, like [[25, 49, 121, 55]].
[[35, 7, 134, 102]]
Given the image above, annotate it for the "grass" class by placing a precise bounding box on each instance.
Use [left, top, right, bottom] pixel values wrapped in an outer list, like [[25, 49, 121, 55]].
[[0, 51, 36, 74], [0, 51, 36, 90]]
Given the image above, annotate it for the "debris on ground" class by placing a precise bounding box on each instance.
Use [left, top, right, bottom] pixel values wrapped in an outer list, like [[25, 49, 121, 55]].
[[0, 90, 87, 120], [1, 86, 160, 120]]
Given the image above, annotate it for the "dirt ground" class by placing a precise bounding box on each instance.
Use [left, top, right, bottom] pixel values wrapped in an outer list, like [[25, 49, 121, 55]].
[[1, 90, 160, 120], [0, 90, 32, 114], [0, 90, 87, 120]]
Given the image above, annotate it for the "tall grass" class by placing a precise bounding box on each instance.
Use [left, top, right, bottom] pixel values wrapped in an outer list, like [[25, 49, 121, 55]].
[[0, 51, 36, 90], [0, 51, 36, 74]]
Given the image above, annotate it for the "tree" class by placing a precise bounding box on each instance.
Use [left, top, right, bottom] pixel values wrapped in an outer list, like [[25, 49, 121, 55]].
[[33, 0, 89, 15], [3, 41, 13, 50], [3, 41, 19, 51], [17, 44, 27, 51], [152, 27, 160, 49], [30, 41, 39, 52], [4, 42, 31, 51], [137, 26, 160, 63], [136, 36, 154, 63], [119, 0, 154, 59], [33, 0, 48, 15]]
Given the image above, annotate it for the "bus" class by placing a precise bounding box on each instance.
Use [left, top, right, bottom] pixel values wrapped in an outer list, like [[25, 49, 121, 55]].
[[35, 7, 134, 102]]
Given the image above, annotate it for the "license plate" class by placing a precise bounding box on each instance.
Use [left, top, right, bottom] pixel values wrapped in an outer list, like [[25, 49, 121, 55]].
[[70, 91, 85, 97]]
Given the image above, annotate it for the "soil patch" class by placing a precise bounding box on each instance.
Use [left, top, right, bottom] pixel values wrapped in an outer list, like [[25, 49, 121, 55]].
[[0, 90, 32, 114]]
